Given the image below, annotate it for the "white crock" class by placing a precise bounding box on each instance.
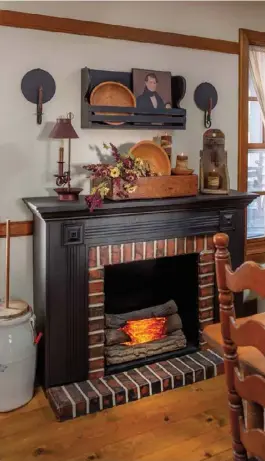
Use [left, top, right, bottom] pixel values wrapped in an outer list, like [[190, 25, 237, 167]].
[[0, 309, 37, 412]]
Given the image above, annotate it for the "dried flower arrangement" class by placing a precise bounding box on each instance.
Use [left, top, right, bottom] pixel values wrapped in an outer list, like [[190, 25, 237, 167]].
[[83, 143, 157, 211]]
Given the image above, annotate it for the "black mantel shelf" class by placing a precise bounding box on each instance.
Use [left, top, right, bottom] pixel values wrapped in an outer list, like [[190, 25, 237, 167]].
[[23, 190, 257, 388], [23, 190, 256, 220]]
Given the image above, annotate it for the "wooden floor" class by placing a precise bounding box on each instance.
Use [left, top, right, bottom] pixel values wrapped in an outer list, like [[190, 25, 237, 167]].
[[0, 375, 232, 461]]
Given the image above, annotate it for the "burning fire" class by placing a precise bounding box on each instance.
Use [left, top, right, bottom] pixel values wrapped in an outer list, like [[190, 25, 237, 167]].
[[121, 317, 166, 346]]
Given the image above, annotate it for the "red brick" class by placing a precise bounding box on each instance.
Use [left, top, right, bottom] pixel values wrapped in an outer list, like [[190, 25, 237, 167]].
[[89, 306, 104, 318], [112, 245, 121, 264], [186, 236, 194, 254], [207, 235, 214, 250], [88, 345, 104, 359], [89, 294, 104, 305], [156, 240, 165, 258], [88, 358, 105, 371], [177, 238, 185, 254], [88, 332, 104, 345], [146, 241, 154, 260], [199, 253, 214, 263], [88, 247, 97, 268], [198, 263, 215, 274], [135, 242, 143, 260], [88, 370, 104, 380], [195, 236, 205, 253], [199, 319, 214, 329], [167, 239, 175, 257], [199, 331, 207, 344], [89, 280, 103, 294], [198, 297, 213, 309], [89, 268, 104, 280], [199, 286, 214, 298], [199, 309, 214, 320], [124, 243, 132, 262], [100, 246, 110, 266], [88, 318, 104, 333], [199, 274, 214, 285]]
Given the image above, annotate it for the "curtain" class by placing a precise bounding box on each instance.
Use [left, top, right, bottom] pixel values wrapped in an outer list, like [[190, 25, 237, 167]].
[[249, 45, 265, 126]]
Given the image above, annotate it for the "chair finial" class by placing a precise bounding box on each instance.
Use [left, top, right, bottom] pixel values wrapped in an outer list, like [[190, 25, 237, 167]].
[[213, 232, 229, 249]]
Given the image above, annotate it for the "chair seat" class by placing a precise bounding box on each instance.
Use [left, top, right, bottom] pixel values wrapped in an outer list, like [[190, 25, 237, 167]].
[[204, 313, 265, 377]]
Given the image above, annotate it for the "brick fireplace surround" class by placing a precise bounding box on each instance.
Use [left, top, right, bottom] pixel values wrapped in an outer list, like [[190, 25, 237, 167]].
[[24, 191, 255, 421], [88, 235, 215, 380]]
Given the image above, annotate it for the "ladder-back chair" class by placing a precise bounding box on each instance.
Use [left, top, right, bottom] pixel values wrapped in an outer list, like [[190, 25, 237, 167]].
[[214, 232, 265, 461]]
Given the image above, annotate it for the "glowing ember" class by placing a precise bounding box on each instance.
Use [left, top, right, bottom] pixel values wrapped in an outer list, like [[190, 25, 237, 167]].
[[121, 317, 166, 346]]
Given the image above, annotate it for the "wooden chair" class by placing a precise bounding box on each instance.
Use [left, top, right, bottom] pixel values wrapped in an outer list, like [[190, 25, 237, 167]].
[[207, 232, 265, 461]]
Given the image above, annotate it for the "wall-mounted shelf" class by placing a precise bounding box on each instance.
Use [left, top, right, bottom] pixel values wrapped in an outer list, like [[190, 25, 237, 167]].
[[81, 67, 186, 130]]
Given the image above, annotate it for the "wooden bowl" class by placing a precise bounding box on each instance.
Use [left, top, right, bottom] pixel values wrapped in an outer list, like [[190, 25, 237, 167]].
[[171, 168, 194, 176], [90, 81, 136, 126], [130, 141, 171, 176]]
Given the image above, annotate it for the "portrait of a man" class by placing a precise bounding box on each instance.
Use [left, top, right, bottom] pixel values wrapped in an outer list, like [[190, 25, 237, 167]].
[[132, 69, 172, 110]]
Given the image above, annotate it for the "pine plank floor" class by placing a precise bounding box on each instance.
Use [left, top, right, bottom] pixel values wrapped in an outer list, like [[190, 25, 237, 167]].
[[0, 375, 232, 461]]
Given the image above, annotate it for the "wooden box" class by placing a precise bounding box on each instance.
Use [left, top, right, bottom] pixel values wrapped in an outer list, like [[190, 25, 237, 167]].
[[93, 175, 198, 200]]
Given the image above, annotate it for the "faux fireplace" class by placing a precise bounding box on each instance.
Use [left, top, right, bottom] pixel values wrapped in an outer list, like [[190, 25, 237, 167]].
[[24, 190, 256, 390], [88, 235, 214, 379], [104, 253, 198, 373]]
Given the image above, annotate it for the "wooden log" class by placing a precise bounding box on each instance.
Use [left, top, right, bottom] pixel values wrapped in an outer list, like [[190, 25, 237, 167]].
[[105, 329, 187, 365], [166, 313, 182, 333], [105, 299, 178, 329], [105, 328, 130, 346]]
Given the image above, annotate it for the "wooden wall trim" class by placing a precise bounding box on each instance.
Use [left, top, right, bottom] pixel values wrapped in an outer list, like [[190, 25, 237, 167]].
[[0, 9, 239, 55], [238, 29, 249, 193], [0, 221, 33, 238]]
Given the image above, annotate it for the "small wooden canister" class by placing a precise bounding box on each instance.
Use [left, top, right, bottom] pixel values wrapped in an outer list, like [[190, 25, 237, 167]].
[[160, 134, 172, 161], [207, 171, 220, 190], [176, 154, 188, 170]]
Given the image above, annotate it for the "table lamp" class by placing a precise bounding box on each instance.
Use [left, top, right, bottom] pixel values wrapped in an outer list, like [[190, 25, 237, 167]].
[[49, 112, 82, 201]]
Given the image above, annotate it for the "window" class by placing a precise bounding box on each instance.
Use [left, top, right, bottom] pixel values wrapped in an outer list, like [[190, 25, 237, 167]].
[[247, 75, 265, 238]]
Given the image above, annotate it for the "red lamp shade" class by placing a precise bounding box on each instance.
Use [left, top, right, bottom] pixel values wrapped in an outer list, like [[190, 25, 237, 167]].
[[49, 116, 79, 139]]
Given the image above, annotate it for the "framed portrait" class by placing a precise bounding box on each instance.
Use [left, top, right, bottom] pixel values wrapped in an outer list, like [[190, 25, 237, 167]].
[[132, 68, 172, 110]]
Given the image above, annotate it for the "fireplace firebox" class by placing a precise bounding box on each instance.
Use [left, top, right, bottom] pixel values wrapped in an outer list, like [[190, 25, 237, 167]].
[[104, 254, 199, 374], [24, 191, 256, 390]]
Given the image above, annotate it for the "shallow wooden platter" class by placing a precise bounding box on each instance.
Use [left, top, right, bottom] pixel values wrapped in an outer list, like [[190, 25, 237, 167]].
[[130, 140, 171, 176], [90, 81, 136, 125]]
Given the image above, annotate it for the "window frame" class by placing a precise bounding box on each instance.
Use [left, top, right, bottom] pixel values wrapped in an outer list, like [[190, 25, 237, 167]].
[[239, 29, 265, 261]]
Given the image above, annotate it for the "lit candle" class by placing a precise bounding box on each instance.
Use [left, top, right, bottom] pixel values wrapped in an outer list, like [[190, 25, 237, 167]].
[[176, 152, 188, 170], [207, 168, 220, 190]]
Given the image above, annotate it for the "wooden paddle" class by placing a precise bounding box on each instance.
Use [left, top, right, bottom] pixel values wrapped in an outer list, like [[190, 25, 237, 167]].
[[5, 219, 10, 309]]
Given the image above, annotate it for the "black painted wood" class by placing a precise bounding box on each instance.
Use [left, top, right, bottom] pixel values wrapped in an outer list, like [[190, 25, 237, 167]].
[[24, 191, 256, 388]]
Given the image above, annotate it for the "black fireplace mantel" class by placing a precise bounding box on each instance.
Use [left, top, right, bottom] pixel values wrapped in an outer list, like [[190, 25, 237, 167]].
[[24, 190, 256, 247], [23, 190, 256, 388]]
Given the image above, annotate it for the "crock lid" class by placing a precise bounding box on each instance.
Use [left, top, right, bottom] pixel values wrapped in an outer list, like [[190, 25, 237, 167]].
[[0, 300, 29, 320]]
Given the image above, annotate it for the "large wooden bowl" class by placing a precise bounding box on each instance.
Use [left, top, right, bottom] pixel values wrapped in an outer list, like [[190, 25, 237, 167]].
[[90, 81, 136, 126], [130, 140, 171, 176]]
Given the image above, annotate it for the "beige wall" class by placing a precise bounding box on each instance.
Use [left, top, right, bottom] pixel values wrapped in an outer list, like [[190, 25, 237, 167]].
[[0, 1, 264, 306]]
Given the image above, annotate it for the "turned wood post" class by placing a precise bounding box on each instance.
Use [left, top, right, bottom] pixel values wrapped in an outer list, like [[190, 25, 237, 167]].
[[214, 233, 247, 461]]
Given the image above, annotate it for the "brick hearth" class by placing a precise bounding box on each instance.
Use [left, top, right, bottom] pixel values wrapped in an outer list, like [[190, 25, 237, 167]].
[[87, 235, 215, 380], [46, 349, 223, 422]]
